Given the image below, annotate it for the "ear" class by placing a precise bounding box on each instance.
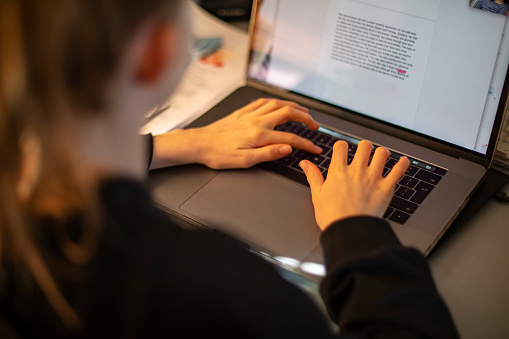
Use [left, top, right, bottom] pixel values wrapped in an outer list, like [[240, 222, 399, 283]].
[[136, 23, 177, 84]]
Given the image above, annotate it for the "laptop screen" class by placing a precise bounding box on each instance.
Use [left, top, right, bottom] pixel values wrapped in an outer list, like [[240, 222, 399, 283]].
[[247, 0, 509, 156]]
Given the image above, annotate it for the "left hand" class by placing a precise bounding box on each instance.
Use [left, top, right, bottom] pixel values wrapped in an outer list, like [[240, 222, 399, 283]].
[[150, 98, 322, 170], [301, 140, 410, 230]]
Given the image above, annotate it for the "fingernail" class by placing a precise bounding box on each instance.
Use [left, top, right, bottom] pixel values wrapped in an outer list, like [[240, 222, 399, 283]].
[[279, 145, 292, 156], [300, 161, 308, 172], [314, 146, 323, 154]]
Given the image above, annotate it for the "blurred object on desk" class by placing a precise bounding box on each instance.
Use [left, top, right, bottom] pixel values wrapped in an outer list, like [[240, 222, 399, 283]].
[[193, 0, 253, 23], [140, 2, 248, 135]]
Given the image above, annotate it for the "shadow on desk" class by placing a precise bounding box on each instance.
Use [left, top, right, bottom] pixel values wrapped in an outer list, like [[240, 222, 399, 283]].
[[430, 167, 509, 256]]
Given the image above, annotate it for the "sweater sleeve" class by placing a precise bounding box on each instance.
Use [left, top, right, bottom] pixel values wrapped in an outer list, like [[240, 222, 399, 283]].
[[141, 134, 153, 170], [319, 216, 459, 338]]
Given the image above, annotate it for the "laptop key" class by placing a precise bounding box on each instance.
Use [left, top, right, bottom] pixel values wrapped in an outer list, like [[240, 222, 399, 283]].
[[327, 137, 341, 147], [395, 186, 416, 200], [383, 167, 390, 177], [389, 210, 411, 224], [322, 158, 331, 169], [410, 181, 435, 204], [291, 161, 304, 172], [290, 125, 306, 135], [315, 134, 332, 145], [399, 175, 419, 188], [276, 156, 296, 167], [275, 123, 293, 132], [309, 155, 326, 166], [435, 167, 448, 176], [348, 144, 357, 155], [390, 196, 418, 214], [415, 169, 442, 185], [294, 150, 312, 159], [303, 130, 318, 140], [405, 165, 419, 176], [385, 158, 398, 169], [384, 207, 395, 219], [320, 145, 332, 156]]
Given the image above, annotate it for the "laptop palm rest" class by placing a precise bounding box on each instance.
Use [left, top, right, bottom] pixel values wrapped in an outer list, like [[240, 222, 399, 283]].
[[180, 168, 321, 261]]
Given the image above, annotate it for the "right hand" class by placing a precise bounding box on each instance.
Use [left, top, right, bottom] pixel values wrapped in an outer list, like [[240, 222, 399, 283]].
[[300, 140, 410, 231], [150, 98, 321, 170]]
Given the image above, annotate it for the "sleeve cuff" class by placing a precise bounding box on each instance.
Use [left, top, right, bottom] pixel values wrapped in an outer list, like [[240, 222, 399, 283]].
[[320, 216, 402, 269]]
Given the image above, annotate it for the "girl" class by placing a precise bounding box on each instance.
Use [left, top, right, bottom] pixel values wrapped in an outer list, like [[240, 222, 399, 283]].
[[0, 0, 458, 337]]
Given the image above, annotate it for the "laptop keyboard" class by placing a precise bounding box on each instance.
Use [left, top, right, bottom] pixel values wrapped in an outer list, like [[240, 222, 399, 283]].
[[259, 121, 448, 225]]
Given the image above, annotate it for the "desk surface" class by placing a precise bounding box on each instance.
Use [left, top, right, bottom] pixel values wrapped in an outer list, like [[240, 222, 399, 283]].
[[429, 179, 509, 339]]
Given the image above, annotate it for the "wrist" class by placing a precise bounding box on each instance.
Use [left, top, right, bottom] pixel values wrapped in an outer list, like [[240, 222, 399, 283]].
[[150, 128, 203, 170]]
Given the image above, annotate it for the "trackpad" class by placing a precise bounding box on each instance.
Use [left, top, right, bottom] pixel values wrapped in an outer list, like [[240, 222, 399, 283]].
[[180, 169, 321, 261]]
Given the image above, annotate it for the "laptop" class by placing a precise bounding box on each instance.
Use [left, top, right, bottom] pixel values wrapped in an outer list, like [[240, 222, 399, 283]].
[[148, 0, 509, 273]]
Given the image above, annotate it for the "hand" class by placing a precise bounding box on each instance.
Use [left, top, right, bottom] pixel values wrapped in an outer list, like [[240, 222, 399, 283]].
[[150, 98, 322, 170], [194, 98, 322, 169], [300, 140, 410, 231]]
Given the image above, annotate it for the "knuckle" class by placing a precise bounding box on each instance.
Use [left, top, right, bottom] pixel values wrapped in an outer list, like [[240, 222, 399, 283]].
[[267, 98, 278, 107], [280, 105, 292, 115], [248, 128, 264, 142], [256, 98, 268, 106], [286, 133, 299, 144]]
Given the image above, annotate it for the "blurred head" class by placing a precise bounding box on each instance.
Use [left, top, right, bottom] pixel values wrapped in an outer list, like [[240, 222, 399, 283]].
[[0, 0, 188, 328]]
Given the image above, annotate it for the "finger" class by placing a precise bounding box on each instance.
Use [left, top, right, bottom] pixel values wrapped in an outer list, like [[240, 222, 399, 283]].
[[255, 98, 309, 116], [235, 98, 309, 118], [269, 106, 319, 130], [300, 160, 324, 193], [236, 144, 294, 168], [369, 146, 390, 177], [262, 131, 322, 154], [350, 140, 373, 168], [328, 140, 349, 172], [385, 156, 410, 187], [234, 98, 271, 115]]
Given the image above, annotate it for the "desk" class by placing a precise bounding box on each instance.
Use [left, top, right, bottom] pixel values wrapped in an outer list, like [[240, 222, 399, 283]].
[[429, 176, 509, 339]]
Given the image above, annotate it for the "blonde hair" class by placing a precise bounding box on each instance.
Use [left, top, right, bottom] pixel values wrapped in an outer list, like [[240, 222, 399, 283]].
[[0, 0, 182, 330]]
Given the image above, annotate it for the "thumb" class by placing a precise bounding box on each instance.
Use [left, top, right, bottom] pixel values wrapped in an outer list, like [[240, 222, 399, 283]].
[[300, 160, 324, 192]]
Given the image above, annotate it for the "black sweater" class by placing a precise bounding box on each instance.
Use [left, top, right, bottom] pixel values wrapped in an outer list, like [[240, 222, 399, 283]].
[[1, 179, 459, 338]]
